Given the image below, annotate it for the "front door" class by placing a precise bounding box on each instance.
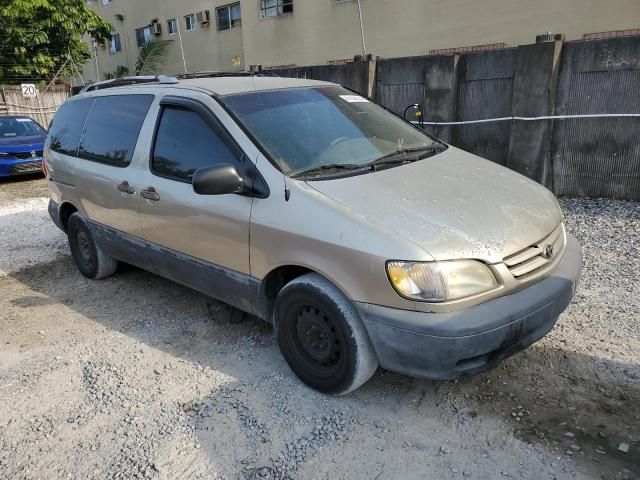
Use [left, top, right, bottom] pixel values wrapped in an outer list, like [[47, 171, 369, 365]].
[[137, 95, 253, 310]]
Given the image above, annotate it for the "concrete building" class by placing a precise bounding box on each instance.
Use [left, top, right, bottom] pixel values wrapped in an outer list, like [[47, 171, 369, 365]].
[[84, 0, 640, 81]]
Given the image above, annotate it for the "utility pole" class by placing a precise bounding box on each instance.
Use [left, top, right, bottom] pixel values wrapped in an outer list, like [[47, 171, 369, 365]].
[[176, 19, 188, 73], [356, 0, 367, 56], [92, 41, 100, 79]]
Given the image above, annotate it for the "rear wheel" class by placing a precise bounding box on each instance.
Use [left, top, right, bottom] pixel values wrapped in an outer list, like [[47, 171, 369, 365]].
[[274, 273, 378, 395], [67, 213, 118, 279]]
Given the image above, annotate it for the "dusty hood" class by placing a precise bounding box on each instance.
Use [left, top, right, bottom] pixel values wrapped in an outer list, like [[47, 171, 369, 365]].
[[308, 147, 562, 264]]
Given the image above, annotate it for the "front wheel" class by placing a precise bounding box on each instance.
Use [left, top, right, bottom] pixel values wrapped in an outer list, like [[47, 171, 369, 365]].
[[274, 273, 378, 395]]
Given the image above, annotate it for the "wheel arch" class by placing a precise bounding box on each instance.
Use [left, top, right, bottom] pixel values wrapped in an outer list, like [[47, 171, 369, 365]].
[[257, 265, 312, 322], [257, 264, 354, 323], [58, 201, 79, 233]]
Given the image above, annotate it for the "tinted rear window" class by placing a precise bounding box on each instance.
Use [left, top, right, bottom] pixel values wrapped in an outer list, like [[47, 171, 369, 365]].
[[48, 99, 93, 156], [78, 95, 154, 167]]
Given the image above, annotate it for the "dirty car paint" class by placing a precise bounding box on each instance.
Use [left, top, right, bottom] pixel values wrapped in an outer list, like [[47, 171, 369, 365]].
[[307, 146, 562, 264]]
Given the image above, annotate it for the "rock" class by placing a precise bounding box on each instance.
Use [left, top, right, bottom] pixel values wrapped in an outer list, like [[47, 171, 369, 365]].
[[618, 442, 630, 453]]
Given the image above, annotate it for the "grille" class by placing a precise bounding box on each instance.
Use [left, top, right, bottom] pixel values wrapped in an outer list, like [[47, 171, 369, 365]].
[[11, 150, 43, 160], [11, 161, 41, 174], [503, 224, 565, 279]]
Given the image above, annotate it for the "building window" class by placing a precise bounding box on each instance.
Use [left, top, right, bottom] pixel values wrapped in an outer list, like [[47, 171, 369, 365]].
[[135, 26, 152, 47], [185, 14, 196, 31], [216, 3, 241, 31], [260, 0, 293, 18], [167, 18, 178, 35], [110, 34, 122, 53]]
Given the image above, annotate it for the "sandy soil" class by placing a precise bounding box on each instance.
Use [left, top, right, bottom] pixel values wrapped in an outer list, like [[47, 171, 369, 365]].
[[0, 176, 638, 480]]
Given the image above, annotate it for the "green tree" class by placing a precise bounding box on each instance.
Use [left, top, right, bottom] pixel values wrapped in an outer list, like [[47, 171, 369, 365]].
[[135, 40, 173, 75], [104, 65, 130, 80], [0, 0, 112, 84]]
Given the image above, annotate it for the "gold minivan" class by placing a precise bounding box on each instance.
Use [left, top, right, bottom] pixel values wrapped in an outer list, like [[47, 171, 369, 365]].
[[45, 74, 582, 394]]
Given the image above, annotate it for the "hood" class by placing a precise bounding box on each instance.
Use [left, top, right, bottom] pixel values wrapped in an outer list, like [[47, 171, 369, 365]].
[[307, 147, 562, 264], [0, 135, 46, 152]]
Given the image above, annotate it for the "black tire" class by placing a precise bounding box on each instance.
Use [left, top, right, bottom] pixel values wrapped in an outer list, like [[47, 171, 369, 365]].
[[67, 213, 118, 280], [274, 273, 378, 395]]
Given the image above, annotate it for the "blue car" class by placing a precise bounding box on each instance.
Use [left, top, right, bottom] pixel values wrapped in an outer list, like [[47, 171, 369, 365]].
[[0, 116, 47, 177]]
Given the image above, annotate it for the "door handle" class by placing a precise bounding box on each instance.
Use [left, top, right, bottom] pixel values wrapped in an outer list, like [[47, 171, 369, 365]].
[[140, 187, 160, 201], [116, 181, 135, 195]]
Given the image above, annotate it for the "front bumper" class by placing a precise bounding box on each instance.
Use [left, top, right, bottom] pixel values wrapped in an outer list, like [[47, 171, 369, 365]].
[[356, 233, 583, 380], [0, 158, 43, 177]]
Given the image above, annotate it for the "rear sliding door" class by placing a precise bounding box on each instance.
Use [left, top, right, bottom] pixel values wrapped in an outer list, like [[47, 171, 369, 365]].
[[73, 94, 154, 238]]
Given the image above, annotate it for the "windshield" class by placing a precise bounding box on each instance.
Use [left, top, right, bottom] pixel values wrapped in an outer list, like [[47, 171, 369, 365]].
[[222, 86, 442, 177], [0, 117, 46, 139]]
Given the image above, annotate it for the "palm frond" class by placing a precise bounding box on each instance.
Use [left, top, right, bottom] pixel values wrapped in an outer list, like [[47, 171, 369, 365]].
[[135, 40, 173, 75]]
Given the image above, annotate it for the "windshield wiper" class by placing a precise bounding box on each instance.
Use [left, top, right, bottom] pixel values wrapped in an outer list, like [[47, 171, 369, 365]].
[[365, 145, 446, 170], [289, 145, 447, 179], [290, 163, 364, 178]]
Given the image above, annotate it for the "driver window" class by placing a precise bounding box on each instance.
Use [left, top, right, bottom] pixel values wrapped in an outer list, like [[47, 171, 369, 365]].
[[151, 106, 238, 182]]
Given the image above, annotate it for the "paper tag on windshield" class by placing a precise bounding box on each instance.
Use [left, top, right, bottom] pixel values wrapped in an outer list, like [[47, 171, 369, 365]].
[[339, 95, 369, 103], [16, 118, 33, 122]]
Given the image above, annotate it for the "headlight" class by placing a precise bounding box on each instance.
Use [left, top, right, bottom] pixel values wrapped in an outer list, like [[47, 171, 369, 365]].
[[386, 260, 498, 302]]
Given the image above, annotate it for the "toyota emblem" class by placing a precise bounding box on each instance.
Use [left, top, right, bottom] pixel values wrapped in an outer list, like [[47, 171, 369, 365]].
[[30, 150, 36, 158], [542, 244, 554, 259]]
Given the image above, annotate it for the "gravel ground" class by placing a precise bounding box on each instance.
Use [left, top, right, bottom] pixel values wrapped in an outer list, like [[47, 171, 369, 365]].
[[0, 176, 638, 480]]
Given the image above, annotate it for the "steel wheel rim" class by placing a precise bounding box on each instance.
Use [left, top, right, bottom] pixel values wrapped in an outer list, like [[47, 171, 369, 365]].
[[288, 304, 343, 377], [75, 230, 93, 269]]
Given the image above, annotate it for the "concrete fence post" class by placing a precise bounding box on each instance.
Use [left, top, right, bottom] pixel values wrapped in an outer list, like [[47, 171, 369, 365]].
[[422, 54, 462, 144], [506, 35, 564, 188], [366, 55, 377, 98]]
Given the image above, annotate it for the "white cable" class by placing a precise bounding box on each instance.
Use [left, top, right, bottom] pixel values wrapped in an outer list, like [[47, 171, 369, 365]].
[[411, 113, 640, 126]]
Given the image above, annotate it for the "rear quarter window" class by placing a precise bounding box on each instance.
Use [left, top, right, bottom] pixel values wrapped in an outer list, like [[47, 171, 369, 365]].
[[48, 99, 93, 156], [78, 95, 154, 168]]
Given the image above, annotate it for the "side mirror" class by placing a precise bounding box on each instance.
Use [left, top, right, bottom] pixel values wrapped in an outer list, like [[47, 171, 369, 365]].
[[192, 164, 244, 195]]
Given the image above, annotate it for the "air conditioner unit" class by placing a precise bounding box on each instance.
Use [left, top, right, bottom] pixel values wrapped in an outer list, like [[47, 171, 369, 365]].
[[152, 22, 162, 35], [196, 10, 210, 25]]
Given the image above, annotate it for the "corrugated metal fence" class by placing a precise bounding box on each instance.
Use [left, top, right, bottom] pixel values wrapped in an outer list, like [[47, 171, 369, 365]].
[[0, 85, 69, 128], [271, 36, 640, 200], [552, 40, 640, 199]]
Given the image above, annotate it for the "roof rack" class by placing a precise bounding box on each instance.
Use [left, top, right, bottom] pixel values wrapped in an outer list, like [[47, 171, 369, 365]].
[[176, 71, 280, 80], [176, 71, 254, 80], [80, 75, 179, 93]]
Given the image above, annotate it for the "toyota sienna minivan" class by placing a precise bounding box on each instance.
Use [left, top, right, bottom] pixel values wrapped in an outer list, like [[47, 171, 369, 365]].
[[45, 74, 582, 395]]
